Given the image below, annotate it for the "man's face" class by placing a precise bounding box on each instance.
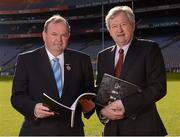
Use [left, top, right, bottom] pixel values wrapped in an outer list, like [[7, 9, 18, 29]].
[[108, 12, 134, 47], [43, 22, 70, 56]]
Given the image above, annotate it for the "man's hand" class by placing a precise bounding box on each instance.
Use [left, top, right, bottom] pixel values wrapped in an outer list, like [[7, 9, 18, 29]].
[[100, 100, 125, 120], [79, 99, 95, 113], [34, 103, 55, 119], [110, 100, 125, 114]]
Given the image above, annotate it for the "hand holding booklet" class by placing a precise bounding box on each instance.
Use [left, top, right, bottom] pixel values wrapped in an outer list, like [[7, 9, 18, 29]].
[[42, 92, 96, 127], [96, 73, 142, 107], [43, 73, 142, 127]]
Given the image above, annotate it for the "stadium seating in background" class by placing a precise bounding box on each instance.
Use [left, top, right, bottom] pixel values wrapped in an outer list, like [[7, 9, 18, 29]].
[[0, 0, 179, 76]]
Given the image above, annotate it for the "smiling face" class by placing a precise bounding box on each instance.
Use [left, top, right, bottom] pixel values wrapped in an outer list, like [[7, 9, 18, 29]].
[[108, 12, 135, 47], [42, 21, 70, 57]]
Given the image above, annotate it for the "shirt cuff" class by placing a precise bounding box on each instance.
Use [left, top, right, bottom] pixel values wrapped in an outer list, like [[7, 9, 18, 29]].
[[99, 112, 109, 124], [34, 110, 38, 120]]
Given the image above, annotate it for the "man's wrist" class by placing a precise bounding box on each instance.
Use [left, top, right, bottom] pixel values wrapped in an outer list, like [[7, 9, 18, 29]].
[[34, 109, 38, 120], [99, 112, 109, 124]]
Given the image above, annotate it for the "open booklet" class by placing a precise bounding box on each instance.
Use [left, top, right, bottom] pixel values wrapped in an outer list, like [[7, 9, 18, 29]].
[[96, 73, 142, 107], [42, 92, 96, 127]]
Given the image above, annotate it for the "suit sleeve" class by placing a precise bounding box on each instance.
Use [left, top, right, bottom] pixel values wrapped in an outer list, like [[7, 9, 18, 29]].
[[81, 55, 95, 119], [95, 52, 108, 124], [122, 43, 167, 119], [11, 55, 36, 118], [82, 55, 94, 93], [96, 52, 102, 87]]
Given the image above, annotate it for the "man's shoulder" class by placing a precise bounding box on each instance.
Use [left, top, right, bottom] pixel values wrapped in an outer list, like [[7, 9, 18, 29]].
[[136, 38, 158, 46], [135, 38, 161, 52], [18, 46, 44, 57], [98, 45, 115, 55]]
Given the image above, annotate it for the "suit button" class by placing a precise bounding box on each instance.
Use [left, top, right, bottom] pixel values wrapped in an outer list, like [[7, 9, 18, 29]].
[[130, 114, 136, 120], [137, 88, 142, 93]]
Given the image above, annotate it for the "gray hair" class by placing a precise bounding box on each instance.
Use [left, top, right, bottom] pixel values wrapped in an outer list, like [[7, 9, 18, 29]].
[[43, 14, 70, 32], [105, 6, 135, 30]]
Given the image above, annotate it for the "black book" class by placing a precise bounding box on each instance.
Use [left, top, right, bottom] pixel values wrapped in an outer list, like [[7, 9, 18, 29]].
[[96, 73, 142, 107], [42, 92, 96, 127]]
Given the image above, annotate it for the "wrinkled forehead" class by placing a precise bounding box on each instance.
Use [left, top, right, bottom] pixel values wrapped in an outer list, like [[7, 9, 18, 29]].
[[46, 21, 69, 32], [44, 18, 70, 32], [109, 12, 129, 22]]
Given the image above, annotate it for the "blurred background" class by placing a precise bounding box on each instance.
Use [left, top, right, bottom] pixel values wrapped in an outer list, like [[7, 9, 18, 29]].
[[0, 0, 179, 76]]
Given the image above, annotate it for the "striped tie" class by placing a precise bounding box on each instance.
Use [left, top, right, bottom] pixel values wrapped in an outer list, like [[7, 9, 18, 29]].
[[52, 58, 62, 97]]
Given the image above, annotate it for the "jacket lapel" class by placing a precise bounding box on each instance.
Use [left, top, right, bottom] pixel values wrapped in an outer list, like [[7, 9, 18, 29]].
[[61, 50, 72, 98], [107, 46, 116, 76], [39, 47, 60, 99], [121, 38, 138, 79]]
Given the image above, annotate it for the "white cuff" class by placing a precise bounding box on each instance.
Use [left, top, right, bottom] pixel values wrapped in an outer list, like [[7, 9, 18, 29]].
[[99, 112, 109, 124]]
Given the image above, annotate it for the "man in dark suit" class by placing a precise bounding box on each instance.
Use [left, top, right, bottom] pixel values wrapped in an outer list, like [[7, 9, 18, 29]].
[[96, 6, 167, 135], [11, 15, 95, 136]]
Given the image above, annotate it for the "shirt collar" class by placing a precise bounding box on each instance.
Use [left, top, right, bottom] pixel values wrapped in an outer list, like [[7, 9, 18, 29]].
[[45, 47, 63, 62], [116, 40, 131, 51], [115, 41, 131, 56]]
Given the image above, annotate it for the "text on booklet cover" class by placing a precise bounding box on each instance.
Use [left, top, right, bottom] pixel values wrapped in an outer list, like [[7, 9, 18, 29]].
[[96, 73, 142, 106]]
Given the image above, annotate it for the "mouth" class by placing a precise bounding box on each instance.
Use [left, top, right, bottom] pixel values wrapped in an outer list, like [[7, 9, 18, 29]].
[[54, 43, 62, 46], [117, 34, 124, 37]]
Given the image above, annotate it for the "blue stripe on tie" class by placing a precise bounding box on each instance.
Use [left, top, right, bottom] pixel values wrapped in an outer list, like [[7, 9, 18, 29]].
[[52, 58, 62, 97]]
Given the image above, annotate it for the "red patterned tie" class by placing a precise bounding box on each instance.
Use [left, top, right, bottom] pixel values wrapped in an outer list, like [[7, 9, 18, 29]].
[[114, 49, 124, 78]]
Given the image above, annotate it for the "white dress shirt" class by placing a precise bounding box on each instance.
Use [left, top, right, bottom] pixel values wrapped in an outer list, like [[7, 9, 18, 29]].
[[45, 48, 64, 87], [114, 43, 131, 67]]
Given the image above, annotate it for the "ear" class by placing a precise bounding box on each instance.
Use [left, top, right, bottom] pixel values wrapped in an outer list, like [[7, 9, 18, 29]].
[[132, 23, 135, 32], [42, 31, 46, 42], [68, 32, 71, 38], [108, 29, 113, 37]]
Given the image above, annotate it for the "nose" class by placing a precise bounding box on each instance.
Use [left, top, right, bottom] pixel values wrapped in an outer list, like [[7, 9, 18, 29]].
[[57, 35, 62, 42], [117, 25, 123, 32]]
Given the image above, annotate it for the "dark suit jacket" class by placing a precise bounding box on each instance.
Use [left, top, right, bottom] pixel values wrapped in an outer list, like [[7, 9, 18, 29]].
[[11, 46, 94, 136], [96, 38, 167, 136]]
